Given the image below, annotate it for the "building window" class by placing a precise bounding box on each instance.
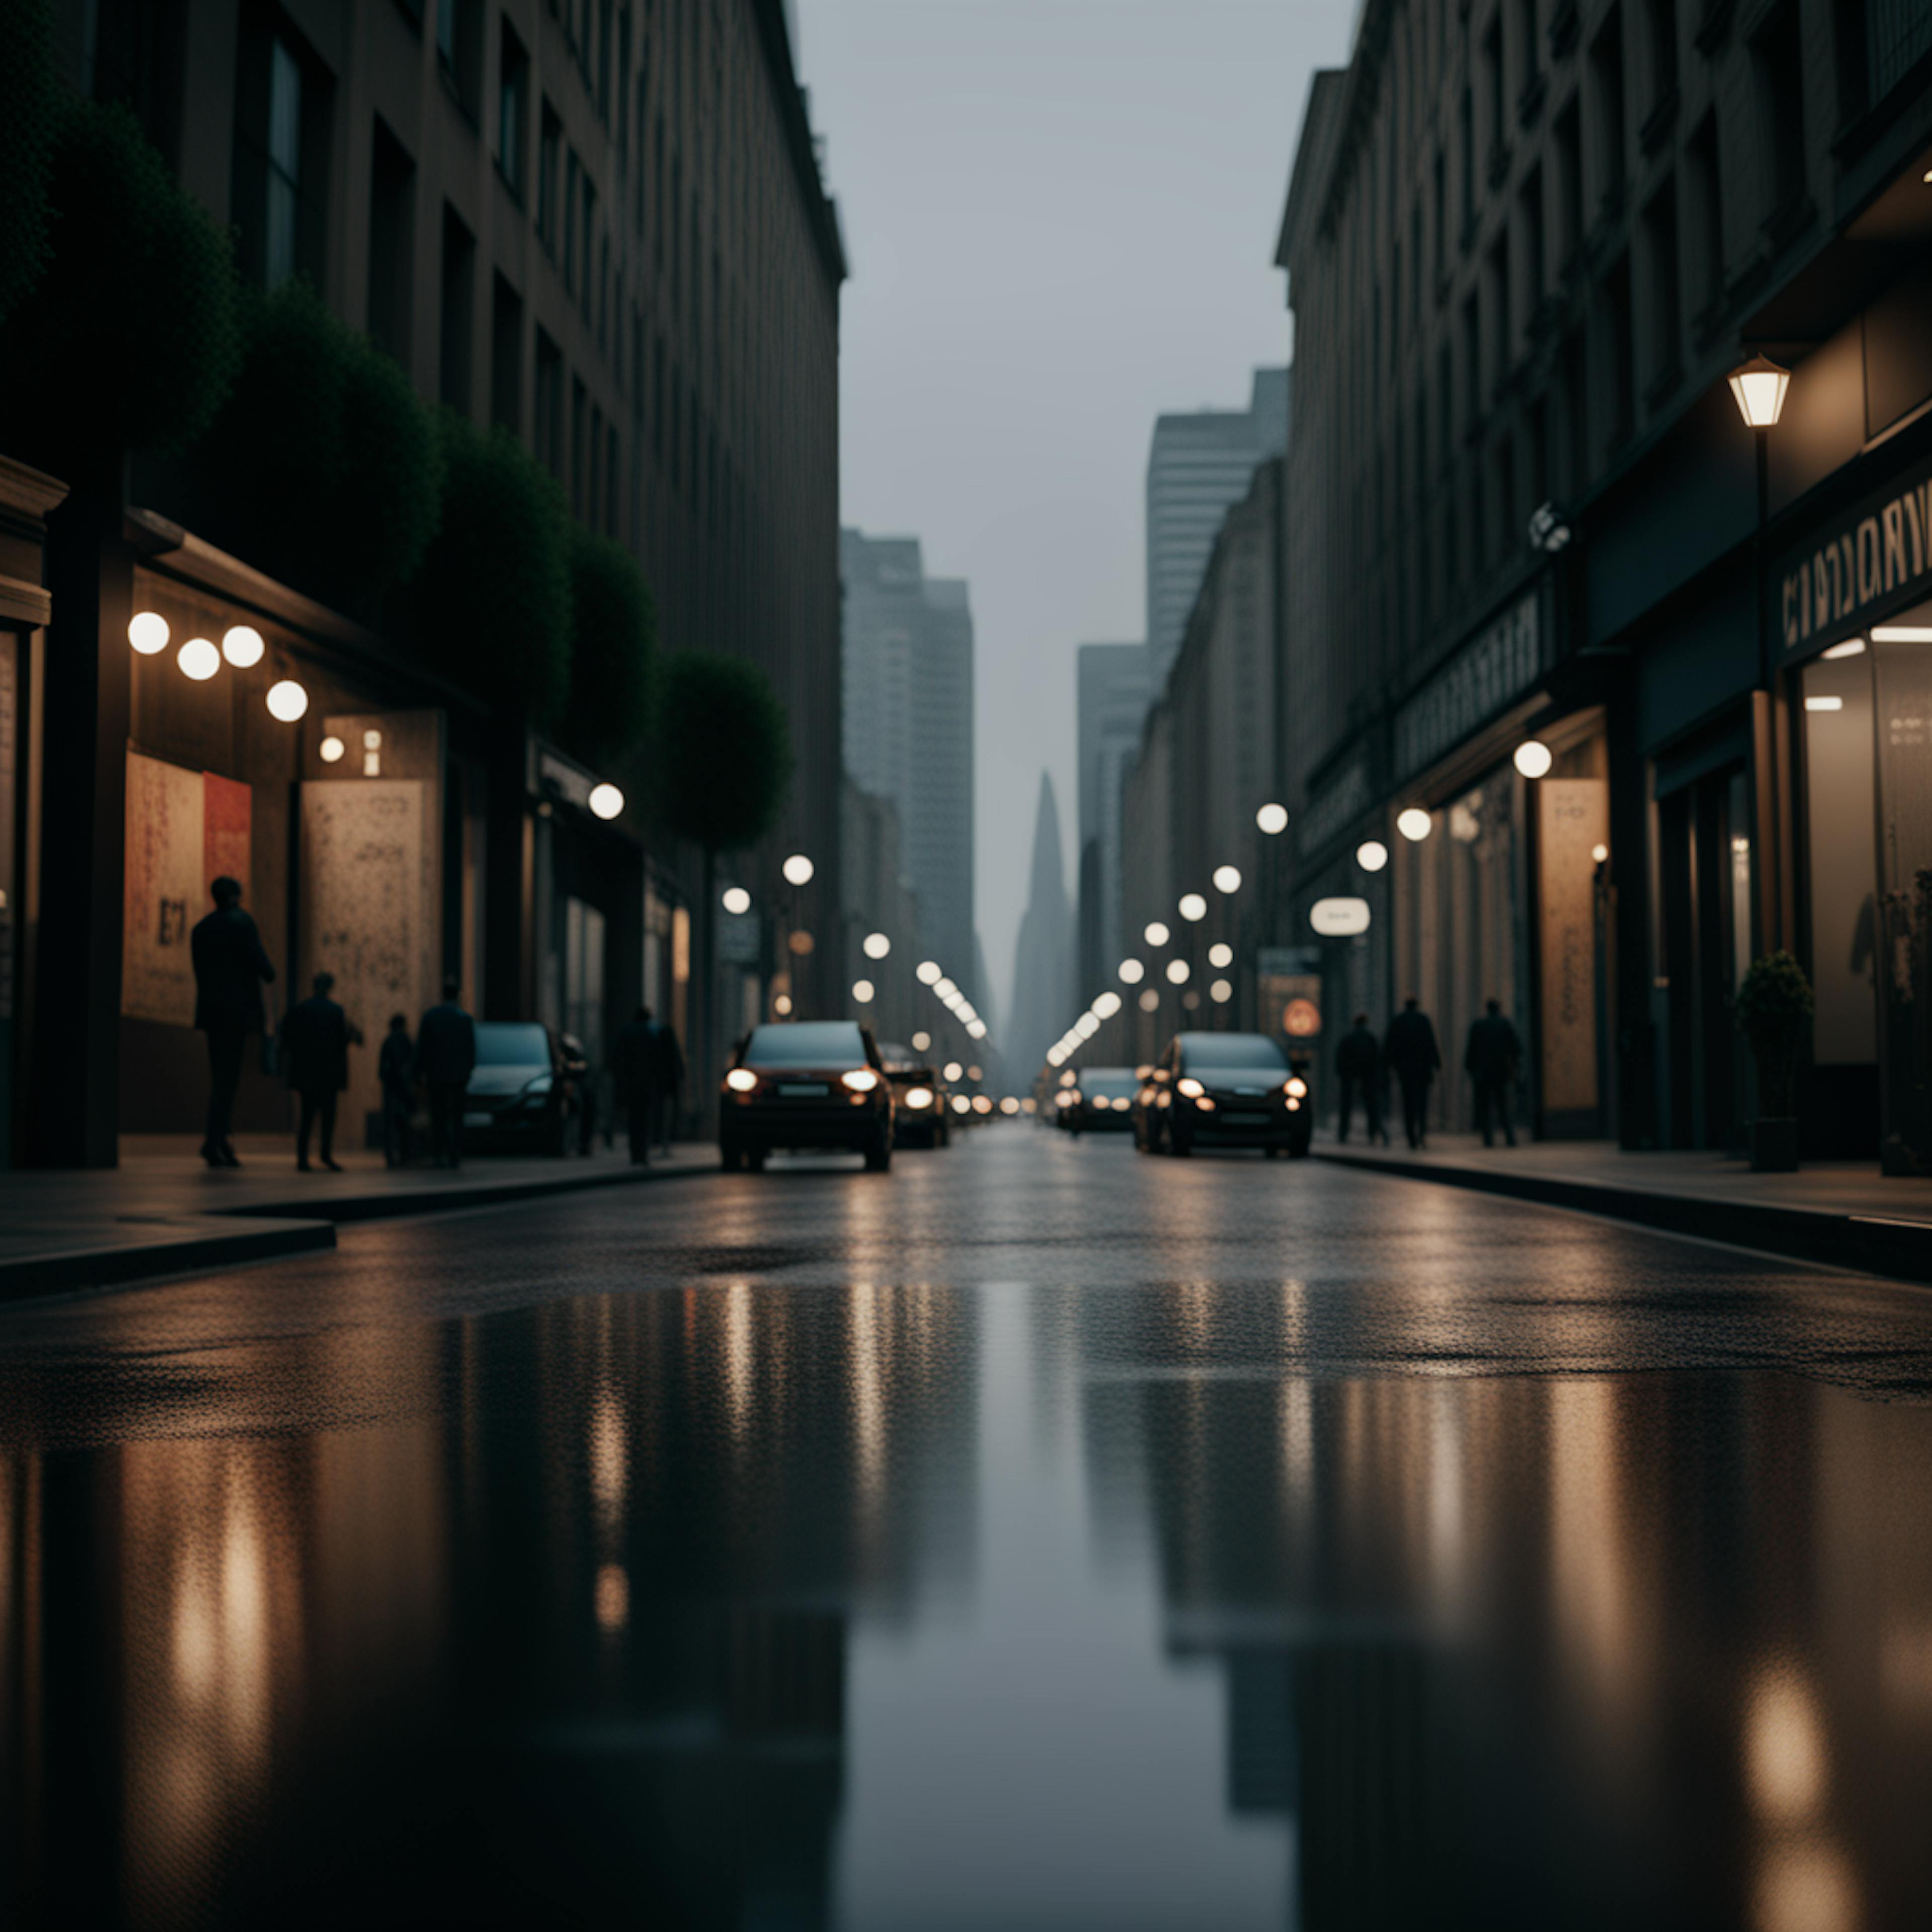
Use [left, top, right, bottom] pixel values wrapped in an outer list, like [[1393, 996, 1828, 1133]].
[[368, 117, 415, 363], [491, 274, 522, 433], [1588, 9, 1626, 213], [1646, 0, 1677, 109], [498, 21, 529, 201], [1685, 110, 1724, 321], [440, 204, 475, 415], [537, 105, 561, 252], [1602, 251, 1634, 448], [1756, 5, 1808, 228], [1554, 96, 1583, 266], [436, 0, 482, 121], [597, 0, 614, 121], [588, 400, 604, 527], [1458, 85, 1474, 240], [565, 148, 581, 295], [1642, 180, 1681, 397], [232, 17, 326, 291], [1482, 18, 1504, 175], [617, 8, 632, 156], [584, 180, 600, 322], [572, 377, 588, 515], [1489, 232, 1512, 392], [1520, 165, 1546, 316], [534, 329, 564, 476], [89, 0, 189, 168]]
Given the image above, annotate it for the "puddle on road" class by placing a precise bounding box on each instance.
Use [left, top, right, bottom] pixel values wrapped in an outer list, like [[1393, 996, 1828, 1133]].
[[1, 1277, 1929, 1929]]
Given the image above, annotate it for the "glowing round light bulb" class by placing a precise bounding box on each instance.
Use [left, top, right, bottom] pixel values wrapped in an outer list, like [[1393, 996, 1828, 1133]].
[[1211, 978, 1233, 1004], [862, 930, 891, 960], [265, 678, 309, 720], [1513, 740, 1554, 780], [1144, 922, 1170, 948], [1166, 958, 1191, 985], [1177, 893, 1208, 922], [721, 886, 752, 915], [1118, 957, 1145, 984], [852, 979, 875, 1004], [1212, 865, 1242, 894], [782, 853, 815, 886], [1356, 839, 1390, 872], [1209, 942, 1233, 969], [1256, 801, 1289, 836], [916, 959, 942, 985], [221, 625, 266, 668], [128, 611, 170, 655], [177, 636, 220, 681], [1396, 807, 1433, 842], [587, 782, 624, 820], [319, 736, 346, 764]]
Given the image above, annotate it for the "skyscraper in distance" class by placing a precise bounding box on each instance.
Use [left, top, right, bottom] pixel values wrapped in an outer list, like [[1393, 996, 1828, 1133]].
[[841, 530, 977, 995], [1007, 773, 1074, 1081], [1146, 368, 1289, 680]]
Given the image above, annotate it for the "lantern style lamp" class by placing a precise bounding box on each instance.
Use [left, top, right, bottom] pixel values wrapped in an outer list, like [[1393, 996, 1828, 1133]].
[[1727, 353, 1790, 430]]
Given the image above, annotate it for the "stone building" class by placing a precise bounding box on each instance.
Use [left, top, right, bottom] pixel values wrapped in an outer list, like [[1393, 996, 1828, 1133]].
[[1276, 0, 1932, 1157]]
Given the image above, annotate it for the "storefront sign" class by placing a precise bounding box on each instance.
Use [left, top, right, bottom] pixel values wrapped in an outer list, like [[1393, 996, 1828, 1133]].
[[1536, 779, 1608, 1121], [1309, 897, 1372, 936], [1780, 459, 1932, 655], [1393, 594, 1541, 782]]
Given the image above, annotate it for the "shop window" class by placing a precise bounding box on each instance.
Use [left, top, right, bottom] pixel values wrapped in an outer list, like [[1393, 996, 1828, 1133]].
[[232, 16, 329, 292], [368, 117, 415, 364], [498, 20, 529, 202], [439, 204, 474, 415], [490, 274, 522, 433]]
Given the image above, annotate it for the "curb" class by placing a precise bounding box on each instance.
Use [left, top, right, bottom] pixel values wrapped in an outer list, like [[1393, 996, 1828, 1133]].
[[1315, 1147, 1932, 1284], [212, 1154, 712, 1226], [0, 1218, 338, 1303]]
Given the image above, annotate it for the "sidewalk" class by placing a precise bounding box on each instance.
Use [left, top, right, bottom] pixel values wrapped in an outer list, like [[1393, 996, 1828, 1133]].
[[1316, 1133, 1932, 1282], [0, 1137, 713, 1301]]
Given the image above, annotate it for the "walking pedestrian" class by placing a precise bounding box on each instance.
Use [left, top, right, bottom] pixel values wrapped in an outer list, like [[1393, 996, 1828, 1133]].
[[190, 875, 276, 1169], [1384, 996, 1442, 1151], [651, 1015, 686, 1156], [280, 973, 362, 1171], [1335, 1012, 1387, 1146], [1465, 997, 1522, 1148], [378, 1014, 415, 1167], [613, 1005, 659, 1165], [415, 977, 477, 1169]]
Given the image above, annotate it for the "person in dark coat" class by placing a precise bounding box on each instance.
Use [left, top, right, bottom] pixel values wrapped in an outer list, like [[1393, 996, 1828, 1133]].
[[414, 977, 477, 1169], [280, 972, 362, 1171], [1384, 996, 1442, 1151], [651, 1015, 686, 1155], [1334, 1013, 1387, 1146], [612, 1005, 660, 1164], [378, 1014, 415, 1167], [191, 875, 276, 1168], [1465, 997, 1522, 1148]]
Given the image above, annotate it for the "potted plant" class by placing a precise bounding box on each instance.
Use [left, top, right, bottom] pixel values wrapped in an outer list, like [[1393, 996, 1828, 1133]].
[[1735, 950, 1813, 1172]]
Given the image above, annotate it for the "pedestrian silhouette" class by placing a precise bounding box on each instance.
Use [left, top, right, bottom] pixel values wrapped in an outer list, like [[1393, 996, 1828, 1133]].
[[415, 976, 477, 1169], [378, 1014, 415, 1168], [1465, 997, 1521, 1148], [1384, 996, 1441, 1150], [652, 1014, 686, 1154], [613, 1005, 660, 1165], [280, 972, 363, 1171], [190, 875, 275, 1168], [1335, 1012, 1387, 1146]]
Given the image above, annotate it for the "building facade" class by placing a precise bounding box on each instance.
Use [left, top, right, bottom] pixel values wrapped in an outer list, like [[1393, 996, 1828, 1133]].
[[1146, 367, 1289, 680], [1276, 0, 1932, 1159], [840, 528, 977, 994], [6, 0, 844, 1162], [1074, 641, 1154, 996]]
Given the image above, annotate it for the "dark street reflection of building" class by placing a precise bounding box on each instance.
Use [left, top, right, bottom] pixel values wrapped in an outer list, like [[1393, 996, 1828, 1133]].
[[1075, 1285, 1932, 1931], [0, 1277, 979, 1928]]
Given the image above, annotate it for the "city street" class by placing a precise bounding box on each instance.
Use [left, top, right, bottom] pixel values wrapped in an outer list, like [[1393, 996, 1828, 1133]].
[[3, 1132, 1930, 1928]]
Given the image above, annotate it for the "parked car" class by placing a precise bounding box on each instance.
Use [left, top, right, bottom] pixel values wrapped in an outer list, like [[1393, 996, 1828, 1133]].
[[1133, 1031, 1311, 1157], [878, 1043, 950, 1149], [721, 1020, 896, 1171], [1065, 1066, 1139, 1133], [462, 1021, 579, 1154]]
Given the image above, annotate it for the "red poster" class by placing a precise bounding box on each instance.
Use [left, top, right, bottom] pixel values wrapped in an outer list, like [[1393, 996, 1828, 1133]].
[[202, 771, 252, 901]]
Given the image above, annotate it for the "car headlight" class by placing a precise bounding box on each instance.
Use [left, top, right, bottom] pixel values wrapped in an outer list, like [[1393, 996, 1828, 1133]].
[[726, 1068, 759, 1093], [842, 1068, 879, 1092], [1286, 1097, 1301, 1111], [905, 1086, 934, 1108], [1177, 1076, 1204, 1099], [1285, 1077, 1308, 1098]]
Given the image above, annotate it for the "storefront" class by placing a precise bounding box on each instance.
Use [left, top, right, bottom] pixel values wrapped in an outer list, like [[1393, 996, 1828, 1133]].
[[1778, 453, 1932, 1169]]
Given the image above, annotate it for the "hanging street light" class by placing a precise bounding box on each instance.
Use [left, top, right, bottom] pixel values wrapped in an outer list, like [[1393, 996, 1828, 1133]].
[[1356, 839, 1389, 872], [1256, 802, 1289, 836], [782, 853, 815, 886], [1726, 352, 1791, 430], [1396, 807, 1432, 842], [1513, 740, 1554, 780]]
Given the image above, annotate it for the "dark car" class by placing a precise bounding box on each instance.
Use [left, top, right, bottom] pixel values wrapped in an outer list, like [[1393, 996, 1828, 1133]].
[[1066, 1066, 1139, 1133], [462, 1021, 577, 1154], [878, 1044, 949, 1149], [1133, 1031, 1312, 1158], [721, 1020, 896, 1171]]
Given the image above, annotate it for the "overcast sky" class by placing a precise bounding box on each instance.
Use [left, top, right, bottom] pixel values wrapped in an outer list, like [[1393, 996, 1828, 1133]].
[[797, 0, 1355, 1035]]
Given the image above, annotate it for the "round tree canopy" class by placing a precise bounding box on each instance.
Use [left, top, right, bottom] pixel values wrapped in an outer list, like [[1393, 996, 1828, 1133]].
[[654, 650, 792, 854], [561, 525, 656, 767]]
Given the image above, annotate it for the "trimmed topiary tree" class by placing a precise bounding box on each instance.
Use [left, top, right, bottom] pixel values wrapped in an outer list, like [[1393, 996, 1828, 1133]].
[[0, 96, 239, 461], [560, 526, 656, 766], [1736, 949, 1813, 1117], [0, 0, 56, 330], [187, 279, 443, 609], [401, 416, 572, 728]]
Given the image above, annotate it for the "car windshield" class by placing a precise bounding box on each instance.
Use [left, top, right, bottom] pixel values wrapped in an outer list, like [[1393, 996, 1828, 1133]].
[[1081, 1069, 1139, 1097], [744, 1022, 868, 1067], [473, 1023, 550, 1067], [1180, 1033, 1289, 1072]]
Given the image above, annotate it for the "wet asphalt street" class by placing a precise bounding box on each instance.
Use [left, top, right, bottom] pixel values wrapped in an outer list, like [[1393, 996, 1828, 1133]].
[[4, 1126, 1932, 1930]]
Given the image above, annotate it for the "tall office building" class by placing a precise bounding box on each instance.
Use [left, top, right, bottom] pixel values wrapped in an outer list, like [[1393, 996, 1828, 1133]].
[[841, 529, 976, 991], [1146, 368, 1289, 679], [1007, 773, 1073, 1080], [1075, 642, 1155, 995]]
